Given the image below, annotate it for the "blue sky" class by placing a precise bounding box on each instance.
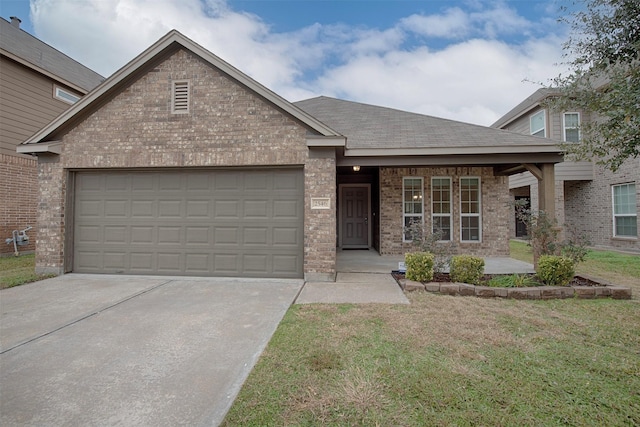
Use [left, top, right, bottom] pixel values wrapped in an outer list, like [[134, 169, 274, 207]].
[[0, 0, 572, 125]]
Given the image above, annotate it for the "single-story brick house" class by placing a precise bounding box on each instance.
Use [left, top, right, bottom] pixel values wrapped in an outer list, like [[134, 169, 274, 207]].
[[19, 30, 563, 281]]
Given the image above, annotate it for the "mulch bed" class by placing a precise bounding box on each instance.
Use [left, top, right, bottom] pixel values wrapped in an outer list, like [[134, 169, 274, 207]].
[[392, 272, 604, 287]]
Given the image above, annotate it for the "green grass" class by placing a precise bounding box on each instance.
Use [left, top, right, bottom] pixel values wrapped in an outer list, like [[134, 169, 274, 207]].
[[223, 295, 640, 426], [510, 240, 640, 293], [0, 254, 54, 289]]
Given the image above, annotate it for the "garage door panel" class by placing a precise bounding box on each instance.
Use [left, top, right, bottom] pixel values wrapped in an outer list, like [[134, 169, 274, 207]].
[[131, 226, 155, 244], [74, 169, 303, 278], [132, 200, 155, 217]]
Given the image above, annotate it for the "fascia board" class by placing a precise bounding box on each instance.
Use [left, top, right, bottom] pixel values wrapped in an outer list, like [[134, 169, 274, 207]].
[[306, 136, 346, 147], [16, 141, 61, 155], [344, 145, 563, 157]]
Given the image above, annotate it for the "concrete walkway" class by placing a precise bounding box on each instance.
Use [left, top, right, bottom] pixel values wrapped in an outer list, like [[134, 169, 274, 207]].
[[296, 250, 534, 305], [1, 274, 303, 426]]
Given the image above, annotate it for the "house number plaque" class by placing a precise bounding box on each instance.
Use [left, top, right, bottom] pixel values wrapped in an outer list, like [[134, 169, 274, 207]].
[[310, 197, 331, 209]]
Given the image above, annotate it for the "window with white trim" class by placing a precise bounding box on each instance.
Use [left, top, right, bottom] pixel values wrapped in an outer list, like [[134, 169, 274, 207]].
[[403, 177, 423, 242], [431, 177, 452, 241], [530, 110, 545, 137], [171, 80, 190, 114], [54, 86, 80, 104], [563, 112, 580, 142], [460, 177, 481, 242], [612, 183, 637, 237]]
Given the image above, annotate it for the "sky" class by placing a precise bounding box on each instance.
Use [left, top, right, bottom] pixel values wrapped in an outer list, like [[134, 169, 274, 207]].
[[0, 0, 575, 126]]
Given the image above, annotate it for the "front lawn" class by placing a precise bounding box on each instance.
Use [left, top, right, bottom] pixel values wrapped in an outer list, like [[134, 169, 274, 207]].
[[510, 240, 640, 296], [0, 254, 54, 289], [223, 294, 640, 426]]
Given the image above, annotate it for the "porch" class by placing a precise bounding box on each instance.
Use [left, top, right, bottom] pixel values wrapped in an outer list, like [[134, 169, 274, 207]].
[[336, 248, 535, 275]]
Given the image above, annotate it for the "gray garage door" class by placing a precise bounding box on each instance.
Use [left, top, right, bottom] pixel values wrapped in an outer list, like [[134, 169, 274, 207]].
[[73, 169, 304, 278]]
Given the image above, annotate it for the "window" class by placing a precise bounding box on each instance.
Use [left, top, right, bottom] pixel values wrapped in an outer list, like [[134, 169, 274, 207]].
[[54, 86, 80, 104], [530, 110, 546, 137], [563, 112, 581, 142], [432, 177, 452, 241], [460, 177, 481, 242], [171, 80, 190, 113], [612, 183, 637, 237], [403, 177, 423, 242]]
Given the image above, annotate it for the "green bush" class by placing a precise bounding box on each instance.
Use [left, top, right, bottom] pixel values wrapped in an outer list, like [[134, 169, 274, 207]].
[[537, 255, 575, 286], [486, 274, 538, 288], [405, 252, 434, 282], [450, 255, 485, 285]]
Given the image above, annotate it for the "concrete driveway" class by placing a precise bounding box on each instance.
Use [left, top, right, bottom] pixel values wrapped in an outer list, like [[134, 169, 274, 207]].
[[0, 274, 303, 426]]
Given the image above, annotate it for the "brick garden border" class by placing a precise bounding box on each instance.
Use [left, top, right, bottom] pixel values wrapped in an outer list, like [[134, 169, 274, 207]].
[[398, 274, 632, 300]]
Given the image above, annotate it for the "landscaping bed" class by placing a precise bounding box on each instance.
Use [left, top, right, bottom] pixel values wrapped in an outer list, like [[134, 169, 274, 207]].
[[393, 272, 632, 300]]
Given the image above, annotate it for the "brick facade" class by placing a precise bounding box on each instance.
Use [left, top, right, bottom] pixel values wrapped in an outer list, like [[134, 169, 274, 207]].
[[1, 153, 37, 255], [564, 158, 639, 252], [379, 166, 510, 257], [34, 48, 337, 277]]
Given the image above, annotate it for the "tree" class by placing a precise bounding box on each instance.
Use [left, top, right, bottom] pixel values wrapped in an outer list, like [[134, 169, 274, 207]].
[[547, 0, 640, 172]]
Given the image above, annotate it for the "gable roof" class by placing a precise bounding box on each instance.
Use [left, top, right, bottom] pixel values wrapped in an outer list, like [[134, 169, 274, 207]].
[[295, 96, 562, 157], [19, 30, 345, 150], [0, 17, 104, 93], [490, 88, 559, 129]]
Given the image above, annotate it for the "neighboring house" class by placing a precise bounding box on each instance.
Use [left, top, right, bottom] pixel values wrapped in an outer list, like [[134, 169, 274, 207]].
[[492, 88, 639, 253], [0, 16, 104, 255], [19, 30, 563, 280]]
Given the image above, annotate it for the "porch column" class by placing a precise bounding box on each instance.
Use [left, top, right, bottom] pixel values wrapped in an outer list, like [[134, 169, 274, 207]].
[[538, 163, 556, 220], [523, 163, 556, 221]]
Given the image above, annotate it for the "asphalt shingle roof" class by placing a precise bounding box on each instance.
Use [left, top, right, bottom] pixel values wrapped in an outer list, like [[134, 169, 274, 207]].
[[0, 17, 104, 92], [295, 96, 560, 151]]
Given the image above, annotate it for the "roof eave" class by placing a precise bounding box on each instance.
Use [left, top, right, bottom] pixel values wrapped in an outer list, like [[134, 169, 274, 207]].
[[22, 30, 341, 146], [16, 141, 61, 155], [344, 144, 563, 157]]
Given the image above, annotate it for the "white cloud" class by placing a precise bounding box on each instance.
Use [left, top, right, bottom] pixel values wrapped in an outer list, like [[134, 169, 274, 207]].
[[30, 0, 567, 126], [400, 8, 470, 39]]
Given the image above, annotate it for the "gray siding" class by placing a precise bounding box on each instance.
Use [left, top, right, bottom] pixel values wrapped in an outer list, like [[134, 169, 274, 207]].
[[0, 57, 78, 157]]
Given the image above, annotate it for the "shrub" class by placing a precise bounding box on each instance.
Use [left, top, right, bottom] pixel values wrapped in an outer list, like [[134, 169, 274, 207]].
[[405, 252, 434, 282], [450, 255, 485, 285], [537, 255, 575, 286], [404, 220, 456, 273]]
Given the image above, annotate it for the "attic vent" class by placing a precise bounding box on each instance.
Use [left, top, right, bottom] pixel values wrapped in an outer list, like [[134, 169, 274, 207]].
[[171, 80, 190, 114]]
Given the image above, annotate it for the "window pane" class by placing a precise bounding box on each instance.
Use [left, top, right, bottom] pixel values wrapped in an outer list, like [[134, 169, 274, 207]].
[[565, 128, 580, 142], [461, 217, 480, 241], [615, 216, 638, 237], [433, 217, 451, 241], [564, 113, 579, 128], [530, 111, 545, 136], [613, 184, 636, 215]]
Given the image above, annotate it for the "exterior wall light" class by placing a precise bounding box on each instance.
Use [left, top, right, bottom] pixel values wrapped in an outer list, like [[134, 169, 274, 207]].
[[353, 165, 360, 172]]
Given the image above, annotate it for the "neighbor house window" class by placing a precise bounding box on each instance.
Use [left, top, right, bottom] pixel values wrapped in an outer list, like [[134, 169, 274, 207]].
[[612, 183, 637, 237], [54, 86, 80, 104], [563, 112, 581, 142], [432, 177, 452, 241], [171, 80, 190, 113], [530, 110, 546, 137], [403, 177, 423, 242], [460, 177, 481, 242]]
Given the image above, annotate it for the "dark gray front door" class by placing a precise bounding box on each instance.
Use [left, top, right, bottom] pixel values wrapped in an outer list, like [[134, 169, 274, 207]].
[[73, 169, 304, 278], [341, 185, 369, 248]]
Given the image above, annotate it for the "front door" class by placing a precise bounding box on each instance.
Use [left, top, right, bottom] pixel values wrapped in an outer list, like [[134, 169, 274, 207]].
[[340, 185, 370, 248]]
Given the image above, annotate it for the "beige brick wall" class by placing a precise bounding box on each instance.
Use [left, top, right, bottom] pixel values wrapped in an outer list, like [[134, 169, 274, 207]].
[[1, 153, 37, 255], [304, 148, 337, 281], [564, 158, 639, 252], [34, 48, 337, 276], [379, 166, 510, 256]]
